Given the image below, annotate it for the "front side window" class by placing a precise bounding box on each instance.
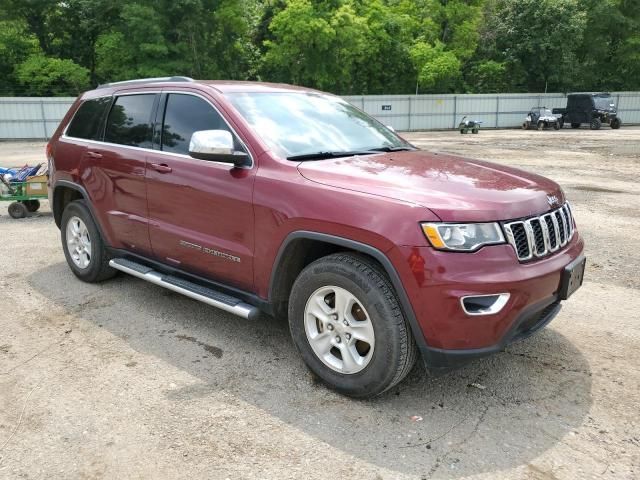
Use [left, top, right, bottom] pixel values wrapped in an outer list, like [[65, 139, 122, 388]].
[[104, 94, 155, 148], [66, 97, 111, 140], [227, 92, 411, 159], [161, 93, 232, 155]]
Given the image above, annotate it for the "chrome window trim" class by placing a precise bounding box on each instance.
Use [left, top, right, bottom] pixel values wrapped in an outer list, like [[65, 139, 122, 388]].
[[61, 89, 254, 169]]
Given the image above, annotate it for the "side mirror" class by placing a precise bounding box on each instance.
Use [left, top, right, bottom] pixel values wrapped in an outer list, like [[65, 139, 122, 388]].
[[189, 130, 250, 167]]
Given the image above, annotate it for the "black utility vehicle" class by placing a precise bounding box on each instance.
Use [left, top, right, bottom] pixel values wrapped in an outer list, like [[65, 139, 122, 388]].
[[553, 93, 621, 130], [523, 107, 561, 130]]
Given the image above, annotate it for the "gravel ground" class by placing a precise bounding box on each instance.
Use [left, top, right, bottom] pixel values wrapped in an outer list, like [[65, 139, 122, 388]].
[[0, 128, 639, 479]]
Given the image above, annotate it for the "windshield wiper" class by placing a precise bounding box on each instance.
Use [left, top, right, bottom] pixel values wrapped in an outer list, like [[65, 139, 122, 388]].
[[287, 150, 379, 161], [368, 146, 417, 152]]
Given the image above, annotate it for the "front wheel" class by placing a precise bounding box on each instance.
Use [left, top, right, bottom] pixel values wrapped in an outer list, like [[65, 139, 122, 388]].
[[537, 121, 545, 131], [471, 128, 479, 134], [522, 121, 530, 130], [288, 253, 417, 398], [61, 200, 116, 283], [590, 118, 602, 130], [553, 122, 560, 130], [610, 117, 621, 129]]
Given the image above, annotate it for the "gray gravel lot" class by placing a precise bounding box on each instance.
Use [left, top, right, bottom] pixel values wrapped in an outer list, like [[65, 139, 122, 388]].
[[0, 128, 639, 479]]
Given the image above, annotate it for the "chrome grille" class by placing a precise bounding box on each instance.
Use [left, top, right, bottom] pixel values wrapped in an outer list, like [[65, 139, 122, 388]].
[[503, 203, 575, 261]]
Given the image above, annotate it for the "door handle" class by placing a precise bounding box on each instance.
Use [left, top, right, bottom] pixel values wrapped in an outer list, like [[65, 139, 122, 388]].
[[86, 151, 103, 159], [150, 163, 172, 173]]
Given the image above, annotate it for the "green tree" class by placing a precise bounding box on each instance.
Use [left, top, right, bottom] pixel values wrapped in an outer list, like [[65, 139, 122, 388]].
[[15, 54, 90, 95], [487, 0, 586, 92]]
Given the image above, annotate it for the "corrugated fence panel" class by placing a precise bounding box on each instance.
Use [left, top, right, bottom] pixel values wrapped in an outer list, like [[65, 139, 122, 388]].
[[1, 93, 639, 138], [0, 97, 75, 139]]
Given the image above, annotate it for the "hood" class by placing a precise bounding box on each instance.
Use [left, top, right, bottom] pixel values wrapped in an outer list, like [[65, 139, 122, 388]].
[[297, 151, 565, 222]]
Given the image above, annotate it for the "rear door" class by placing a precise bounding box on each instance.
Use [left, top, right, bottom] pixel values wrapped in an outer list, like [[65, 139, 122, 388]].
[[81, 92, 158, 255], [145, 90, 256, 291]]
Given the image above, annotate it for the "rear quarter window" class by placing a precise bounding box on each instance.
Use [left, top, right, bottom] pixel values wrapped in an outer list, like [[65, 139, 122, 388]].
[[66, 97, 112, 140], [105, 94, 156, 148]]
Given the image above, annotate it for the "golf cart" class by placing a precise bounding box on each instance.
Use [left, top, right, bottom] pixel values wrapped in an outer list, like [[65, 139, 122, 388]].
[[523, 107, 561, 130], [552, 93, 621, 130]]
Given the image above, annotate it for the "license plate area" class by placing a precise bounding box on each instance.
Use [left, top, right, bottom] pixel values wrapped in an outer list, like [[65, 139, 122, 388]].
[[559, 255, 586, 300]]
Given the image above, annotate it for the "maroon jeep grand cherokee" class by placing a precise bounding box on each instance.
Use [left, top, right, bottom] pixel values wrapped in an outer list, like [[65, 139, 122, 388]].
[[48, 77, 585, 397]]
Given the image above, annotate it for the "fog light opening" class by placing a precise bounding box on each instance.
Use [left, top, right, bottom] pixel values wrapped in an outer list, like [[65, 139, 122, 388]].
[[461, 293, 510, 316]]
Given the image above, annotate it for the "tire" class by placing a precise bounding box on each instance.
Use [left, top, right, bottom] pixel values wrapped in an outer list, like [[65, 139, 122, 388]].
[[61, 199, 116, 283], [553, 122, 560, 130], [522, 122, 529, 130], [24, 199, 40, 212], [8, 201, 28, 219], [590, 118, 602, 130], [558, 118, 564, 129], [472, 128, 479, 134], [571, 123, 581, 129], [610, 117, 621, 129], [288, 252, 417, 398], [537, 121, 545, 131], [460, 129, 466, 134]]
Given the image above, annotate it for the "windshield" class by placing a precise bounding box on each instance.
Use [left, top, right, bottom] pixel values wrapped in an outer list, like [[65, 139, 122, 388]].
[[227, 92, 411, 159], [541, 109, 553, 116], [594, 96, 614, 110]]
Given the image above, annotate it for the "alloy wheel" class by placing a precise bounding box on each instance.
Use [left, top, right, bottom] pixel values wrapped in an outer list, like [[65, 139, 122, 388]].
[[304, 285, 375, 374]]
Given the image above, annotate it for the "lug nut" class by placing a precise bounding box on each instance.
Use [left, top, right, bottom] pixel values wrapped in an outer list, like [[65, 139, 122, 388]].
[[327, 323, 334, 331], [330, 314, 338, 321], [343, 319, 349, 326], [345, 333, 351, 341], [335, 336, 341, 343]]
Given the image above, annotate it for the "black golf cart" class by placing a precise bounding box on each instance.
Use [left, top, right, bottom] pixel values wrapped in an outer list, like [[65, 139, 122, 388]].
[[552, 93, 621, 130]]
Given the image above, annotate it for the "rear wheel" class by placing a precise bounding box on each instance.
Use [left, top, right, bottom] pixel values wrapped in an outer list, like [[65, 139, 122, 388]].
[[471, 128, 479, 134], [610, 117, 621, 129], [571, 123, 581, 129], [8, 201, 28, 219], [590, 118, 602, 130], [553, 122, 560, 130], [288, 253, 417, 398], [61, 200, 116, 283], [460, 129, 466, 134], [558, 118, 564, 129]]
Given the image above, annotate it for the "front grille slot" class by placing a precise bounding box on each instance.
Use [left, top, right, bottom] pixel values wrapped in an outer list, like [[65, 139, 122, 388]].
[[529, 219, 546, 255], [544, 215, 557, 249], [504, 203, 575, 262]]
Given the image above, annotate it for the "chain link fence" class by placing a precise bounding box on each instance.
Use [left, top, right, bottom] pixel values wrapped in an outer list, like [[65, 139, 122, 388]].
[[1, 92, 639, 139]]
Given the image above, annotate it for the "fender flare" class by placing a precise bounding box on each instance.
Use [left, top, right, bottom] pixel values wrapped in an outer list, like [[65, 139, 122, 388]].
[[269, 231, 428, 351], [52, 180, 109, 245]]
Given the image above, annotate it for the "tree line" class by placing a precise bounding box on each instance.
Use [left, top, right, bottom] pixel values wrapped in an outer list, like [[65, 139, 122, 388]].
[[0, 0, 638, 97]]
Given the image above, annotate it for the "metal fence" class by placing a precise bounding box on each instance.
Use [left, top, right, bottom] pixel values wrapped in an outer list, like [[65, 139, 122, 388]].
[[343, 92, 640, 131], [2, 92, 640, 139]]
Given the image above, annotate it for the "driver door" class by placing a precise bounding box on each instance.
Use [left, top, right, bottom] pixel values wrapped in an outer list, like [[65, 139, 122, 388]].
[[145, 90, 256, 291]]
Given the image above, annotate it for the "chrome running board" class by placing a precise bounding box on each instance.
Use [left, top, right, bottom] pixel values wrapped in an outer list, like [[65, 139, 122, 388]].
[[109, 258, 258, 320]]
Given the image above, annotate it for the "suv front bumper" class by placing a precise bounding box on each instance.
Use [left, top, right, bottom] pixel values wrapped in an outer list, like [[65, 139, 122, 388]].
[[391, 232, 585, 369]]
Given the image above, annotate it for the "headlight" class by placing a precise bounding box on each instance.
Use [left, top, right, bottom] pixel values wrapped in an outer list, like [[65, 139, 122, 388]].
[[421, 222, 505, 251]]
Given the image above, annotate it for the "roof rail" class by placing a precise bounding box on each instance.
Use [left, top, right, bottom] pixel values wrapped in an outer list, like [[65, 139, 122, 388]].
[[97, 76, 194, 89]]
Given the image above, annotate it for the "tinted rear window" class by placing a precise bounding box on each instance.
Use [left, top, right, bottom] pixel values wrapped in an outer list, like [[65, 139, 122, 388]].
[[66, 97, 111, 140], [105, 94, 155, 147]]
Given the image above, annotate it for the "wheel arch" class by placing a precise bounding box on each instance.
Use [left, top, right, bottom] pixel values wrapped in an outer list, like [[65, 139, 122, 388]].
[[52, 181, 108, 245], [268, 231, 426, 351]]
